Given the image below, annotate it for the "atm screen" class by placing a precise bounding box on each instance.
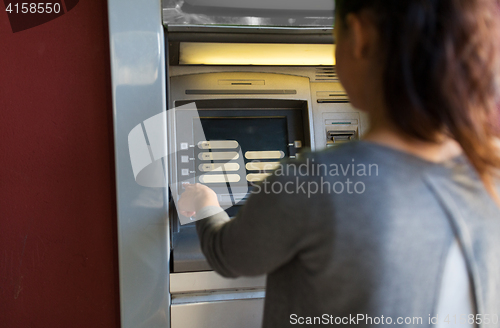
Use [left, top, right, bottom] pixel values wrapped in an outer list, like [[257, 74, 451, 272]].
[[195, 112, 304, 188], [173, 102, 308, 204], [202, 116, 288, 174], [200, 117, 289, 156], [196, 117, 289, 186]]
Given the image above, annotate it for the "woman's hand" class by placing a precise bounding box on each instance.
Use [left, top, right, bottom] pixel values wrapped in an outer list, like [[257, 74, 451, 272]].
[[177, 183, 220, 217]]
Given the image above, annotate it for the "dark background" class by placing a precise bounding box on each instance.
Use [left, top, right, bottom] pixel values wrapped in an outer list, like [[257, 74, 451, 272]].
[[0, 0, 120, 327]]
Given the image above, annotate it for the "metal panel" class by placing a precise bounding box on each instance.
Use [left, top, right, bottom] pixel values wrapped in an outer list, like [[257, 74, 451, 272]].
[[167, 29, 335, 44], [163, 0, 334, 28], [172, 225, 211, 272], [107, 0, 169, 327], [171, 299, 265, 328], [170, 271, 266, 294], [168, 65, 333, 82], [172, 291, 266, 305]]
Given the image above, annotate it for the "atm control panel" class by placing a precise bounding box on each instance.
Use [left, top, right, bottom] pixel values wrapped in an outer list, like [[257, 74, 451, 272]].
[[167, 67, 369, 272]]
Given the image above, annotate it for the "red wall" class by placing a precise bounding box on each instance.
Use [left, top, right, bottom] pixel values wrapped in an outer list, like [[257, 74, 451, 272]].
[[0, 1, 120, 327]]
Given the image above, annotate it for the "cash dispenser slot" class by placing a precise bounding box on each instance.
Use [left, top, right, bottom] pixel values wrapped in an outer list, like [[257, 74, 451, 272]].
[[326, 130, 356, 146], [323, 115, 360, 148]]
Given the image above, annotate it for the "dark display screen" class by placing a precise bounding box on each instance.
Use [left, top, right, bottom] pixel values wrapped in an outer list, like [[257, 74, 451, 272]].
[[200, 117, 289, 158], [194, 117, 289, 188]]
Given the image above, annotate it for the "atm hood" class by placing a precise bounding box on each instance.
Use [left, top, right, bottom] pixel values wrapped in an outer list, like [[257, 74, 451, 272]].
[[163, 0, 335, 43]]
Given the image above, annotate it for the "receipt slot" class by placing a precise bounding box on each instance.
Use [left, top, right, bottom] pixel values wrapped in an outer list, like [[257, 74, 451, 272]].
[[324, 117, 362, 147], [327, 130, 356, 146]]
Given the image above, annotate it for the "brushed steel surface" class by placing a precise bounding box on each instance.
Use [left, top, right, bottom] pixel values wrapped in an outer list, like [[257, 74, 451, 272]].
[[171, 299, 265, 328], [163, 0, 334, 29], [170, 271, 266, 294]]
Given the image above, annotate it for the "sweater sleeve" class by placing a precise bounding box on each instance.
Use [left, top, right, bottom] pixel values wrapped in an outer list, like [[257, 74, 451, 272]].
[[195, 169, 316, 278]]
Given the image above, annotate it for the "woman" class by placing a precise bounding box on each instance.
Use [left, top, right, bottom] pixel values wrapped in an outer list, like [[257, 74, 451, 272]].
[[178, 0, 500, 327]]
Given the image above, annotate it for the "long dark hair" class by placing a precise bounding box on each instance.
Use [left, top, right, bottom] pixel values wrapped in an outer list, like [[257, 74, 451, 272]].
[[336, 0, 500, 194]]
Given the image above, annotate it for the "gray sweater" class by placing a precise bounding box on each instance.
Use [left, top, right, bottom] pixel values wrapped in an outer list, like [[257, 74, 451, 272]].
[[196, 141, 500, 327]]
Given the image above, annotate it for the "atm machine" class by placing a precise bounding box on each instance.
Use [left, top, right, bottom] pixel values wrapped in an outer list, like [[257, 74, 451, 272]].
[[165, 3, 369, 326], [167, 72, 368, 327], [108, 1, 369, 328]]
